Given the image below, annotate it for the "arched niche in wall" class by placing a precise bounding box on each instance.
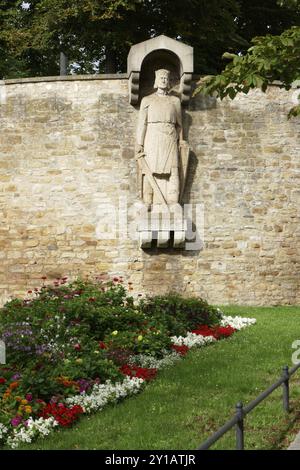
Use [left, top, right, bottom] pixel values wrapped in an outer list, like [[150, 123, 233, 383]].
[[139, 49, 181, 100], [127, 35, 193, 106]]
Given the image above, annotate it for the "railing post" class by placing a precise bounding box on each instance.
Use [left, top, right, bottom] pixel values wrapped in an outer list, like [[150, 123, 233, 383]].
[[282, 365, 290, 412], [235, 402, 244, 450]]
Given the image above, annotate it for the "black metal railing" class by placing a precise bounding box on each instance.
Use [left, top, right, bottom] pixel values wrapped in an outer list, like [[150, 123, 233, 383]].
[[198, 362, 300, 450]]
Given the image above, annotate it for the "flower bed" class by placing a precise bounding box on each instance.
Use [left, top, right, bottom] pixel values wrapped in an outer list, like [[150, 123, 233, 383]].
[[0, 277, 256, 448]]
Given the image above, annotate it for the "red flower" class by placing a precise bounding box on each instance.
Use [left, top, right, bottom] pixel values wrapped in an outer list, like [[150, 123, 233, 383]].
[[192, 324, 236, 340], [120, 364, 157, 381], [171, 344, 189, 356], [40, 403, 83, 427], [98, 341, 107, 350], [214, 325, 236, 339], [0, 378, 6, 385], [192, 325, 215, 337], [73, 343, 81, 351]]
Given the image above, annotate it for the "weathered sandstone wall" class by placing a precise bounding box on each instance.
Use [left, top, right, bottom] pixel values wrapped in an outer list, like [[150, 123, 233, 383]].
[[0, 75, 299, 305]]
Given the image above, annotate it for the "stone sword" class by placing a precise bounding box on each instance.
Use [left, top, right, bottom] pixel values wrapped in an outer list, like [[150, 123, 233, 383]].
[[135, 152, 170, 211]]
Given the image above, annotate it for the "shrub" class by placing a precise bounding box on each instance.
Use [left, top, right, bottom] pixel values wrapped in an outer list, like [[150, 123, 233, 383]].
[[139, 293, 222, 335]]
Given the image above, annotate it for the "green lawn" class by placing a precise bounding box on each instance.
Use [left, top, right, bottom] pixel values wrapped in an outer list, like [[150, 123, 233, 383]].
[[13, 305, 300, 450]]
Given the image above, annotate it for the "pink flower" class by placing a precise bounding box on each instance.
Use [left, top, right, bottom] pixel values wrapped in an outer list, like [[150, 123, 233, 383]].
[[11, 415, 22, 427]]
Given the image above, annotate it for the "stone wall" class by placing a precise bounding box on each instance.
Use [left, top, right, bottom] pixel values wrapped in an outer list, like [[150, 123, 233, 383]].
[[0, 75, 299, 306]]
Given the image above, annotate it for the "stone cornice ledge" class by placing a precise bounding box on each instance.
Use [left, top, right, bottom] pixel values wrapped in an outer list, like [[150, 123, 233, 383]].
[[2, 74, 299, 89], [2, 73, 129, 85]]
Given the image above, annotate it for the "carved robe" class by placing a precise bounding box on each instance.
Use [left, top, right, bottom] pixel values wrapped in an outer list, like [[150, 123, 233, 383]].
[[136, 93, 182, 175]]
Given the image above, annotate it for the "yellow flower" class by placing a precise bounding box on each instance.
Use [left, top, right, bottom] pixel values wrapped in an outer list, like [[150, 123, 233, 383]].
[[25, 406, 32, 414], [94, 350, 100, 354], [137, 335, 143, 342], [75, 358, 83, 364], [21, 399, 28, 405], [112, 330, 118, 336]]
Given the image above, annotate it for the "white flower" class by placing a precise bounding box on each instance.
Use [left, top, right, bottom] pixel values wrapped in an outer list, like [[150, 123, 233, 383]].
[[221, 315, 256, 330], [171, 332, 216, 348], [129, 351, 181, 369], [0, 423, 8, 442], [6, 417, 58, 449], [170, 316, 256, 348], [66, 376, 144, 414]]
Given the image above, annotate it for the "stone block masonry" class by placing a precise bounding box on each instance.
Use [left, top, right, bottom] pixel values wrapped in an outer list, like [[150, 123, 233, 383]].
[[0, 75, 299, 305]]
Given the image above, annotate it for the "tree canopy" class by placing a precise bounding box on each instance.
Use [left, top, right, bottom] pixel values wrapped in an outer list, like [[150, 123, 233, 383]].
[[0, 0, 299, 79], [195, 0, 300, 117]]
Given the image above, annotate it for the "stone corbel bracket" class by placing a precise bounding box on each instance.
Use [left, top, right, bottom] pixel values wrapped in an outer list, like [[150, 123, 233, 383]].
[[137, 209, 187, 249], [127, 35, 194, 106], [180, 72, 193, 106], [128, 71, 140, 105]]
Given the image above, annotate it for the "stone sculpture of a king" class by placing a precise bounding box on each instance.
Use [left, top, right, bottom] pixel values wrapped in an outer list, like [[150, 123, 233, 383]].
[[136, 69, 185, 210]]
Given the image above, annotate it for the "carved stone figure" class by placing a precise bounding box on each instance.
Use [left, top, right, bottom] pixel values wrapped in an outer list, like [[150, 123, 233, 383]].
[[136, 69, 183, 208], [129, 37, 194, 248]]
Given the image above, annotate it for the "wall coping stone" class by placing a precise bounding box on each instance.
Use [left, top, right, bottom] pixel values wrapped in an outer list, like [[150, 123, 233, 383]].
[[2, 74, 298, 87], [2, 73, 129, 85]]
